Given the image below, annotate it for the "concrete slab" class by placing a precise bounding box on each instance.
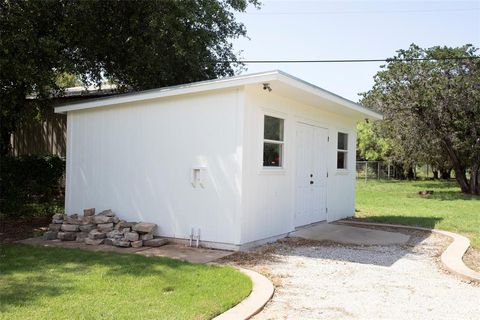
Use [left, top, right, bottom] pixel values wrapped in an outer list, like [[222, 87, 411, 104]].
[[290, 223, 410, 246], [17, 237, 232, 264], [138, 244, 232, 264]]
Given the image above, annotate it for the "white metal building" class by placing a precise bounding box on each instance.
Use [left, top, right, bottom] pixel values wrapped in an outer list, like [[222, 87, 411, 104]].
[[55, 70, 382, 250]]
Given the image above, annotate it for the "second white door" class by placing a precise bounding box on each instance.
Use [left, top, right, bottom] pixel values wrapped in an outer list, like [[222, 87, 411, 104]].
[[295, 122, 328, 227]]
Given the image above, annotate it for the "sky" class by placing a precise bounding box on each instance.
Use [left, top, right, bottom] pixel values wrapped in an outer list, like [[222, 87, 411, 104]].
[[233, 0, 480, 102]]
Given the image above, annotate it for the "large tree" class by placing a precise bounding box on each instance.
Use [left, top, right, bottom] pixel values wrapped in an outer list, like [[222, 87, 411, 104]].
[[361, 44, 480, 195], [0, 0, 259, 155]]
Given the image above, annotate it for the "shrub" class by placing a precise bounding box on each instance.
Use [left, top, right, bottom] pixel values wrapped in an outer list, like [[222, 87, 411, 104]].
[[0, 155, 65, 218]]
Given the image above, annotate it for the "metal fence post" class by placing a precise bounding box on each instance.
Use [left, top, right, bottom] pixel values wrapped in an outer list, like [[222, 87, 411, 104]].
[[365, 161, 368, 183]]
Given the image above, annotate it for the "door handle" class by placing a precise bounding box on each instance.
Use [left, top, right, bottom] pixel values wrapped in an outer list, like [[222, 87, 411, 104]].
[[310, 181, 314, 184]]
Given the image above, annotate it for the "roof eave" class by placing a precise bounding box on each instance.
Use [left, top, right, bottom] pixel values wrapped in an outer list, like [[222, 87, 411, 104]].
[[54, 70, 383, 120], [54, 71, 280, 114], [276, 72, 383, 120]]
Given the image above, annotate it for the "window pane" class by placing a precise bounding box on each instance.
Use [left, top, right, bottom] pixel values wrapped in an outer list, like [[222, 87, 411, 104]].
[[337, 151, 347, 169], [263, 143, 282, 167], [338, 132, 348, 150], [264, 116, 284, 141]]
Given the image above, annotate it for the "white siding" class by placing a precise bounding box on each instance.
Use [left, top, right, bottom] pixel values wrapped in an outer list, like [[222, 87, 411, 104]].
[[240, 86, 357, 244], [65, 88, 244, 245]]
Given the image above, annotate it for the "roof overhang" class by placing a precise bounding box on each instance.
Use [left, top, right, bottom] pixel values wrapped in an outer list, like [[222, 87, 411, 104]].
[[54, 70, 383, 120]]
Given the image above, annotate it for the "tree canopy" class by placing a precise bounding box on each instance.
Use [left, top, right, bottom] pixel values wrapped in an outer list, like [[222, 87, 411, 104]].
[[0, 0, 259, 155], [360, 44, 480, 194]]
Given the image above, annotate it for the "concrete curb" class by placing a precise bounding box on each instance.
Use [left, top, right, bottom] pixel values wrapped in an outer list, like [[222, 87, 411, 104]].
[[214, 268, 274, 320], [337, 220, 480, 283]]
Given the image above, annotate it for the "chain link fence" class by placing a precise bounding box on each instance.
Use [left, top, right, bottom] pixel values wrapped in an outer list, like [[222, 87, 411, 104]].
[[356, 161, 391, 180], [356, 161, 435, 181]]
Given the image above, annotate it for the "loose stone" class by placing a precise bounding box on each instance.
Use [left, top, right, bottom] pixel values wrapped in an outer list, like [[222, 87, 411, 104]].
[[97, 223, 114, 232], [93, 215, 114, 224], [76, 232, 89, 242], [85, 238, 104, 245], [131, 240, 143, 248], [133, 223, 157, 234], [107, 230, 123, 238], [88, 230, 106, 240], [61, 224, 79, 232], [57, 232, 77, 241], [48, 224, 62, 232], [99, 209, 115, 217], [140, 233, 153, 241], [113, 240, 130, 247], [82, 216, 93, 224], [43, 231, 58, 240], [83, 208, 95, 216], [143, 238, 168, 247], [64, 214, 81, 224], [79, 224, 96, 232], [125, 232, 139, 242], [52, 213, 65, 220]]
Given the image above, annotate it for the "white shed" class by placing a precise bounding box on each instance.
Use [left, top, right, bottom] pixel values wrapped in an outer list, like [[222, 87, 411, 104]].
[[55, 70, 382, 250]]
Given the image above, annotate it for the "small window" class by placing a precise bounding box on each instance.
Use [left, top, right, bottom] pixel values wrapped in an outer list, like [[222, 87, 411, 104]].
[[263, 115, 284, 167], [337, 132, 348, 169]]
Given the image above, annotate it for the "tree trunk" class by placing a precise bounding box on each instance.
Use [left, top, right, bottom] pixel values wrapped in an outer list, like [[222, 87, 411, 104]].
[[433, 170, 439, 179], [440, 168, 451, 179], [470, 164, 479, 195], [407, 166, 415, 180], [0, 125, 12, 157], [442, 137, 471, 193]]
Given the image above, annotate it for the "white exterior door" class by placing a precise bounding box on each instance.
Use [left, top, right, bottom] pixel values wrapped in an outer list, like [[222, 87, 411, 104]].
[[295, 122, 328, 227]]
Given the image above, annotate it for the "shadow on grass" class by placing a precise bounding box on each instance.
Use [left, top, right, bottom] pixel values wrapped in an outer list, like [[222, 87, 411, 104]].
[[0, 243, 219, 312], [351, 215, 443, 229], [0, 275, 75, 313], [412, 180, 457, 189], [406, 190, 480, 201], [427, 191, 480, 201]]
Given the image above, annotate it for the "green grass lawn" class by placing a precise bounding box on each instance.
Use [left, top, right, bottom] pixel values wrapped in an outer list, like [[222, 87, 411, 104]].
[[0, 244, 252, 320], [355, 179, 480, 248]]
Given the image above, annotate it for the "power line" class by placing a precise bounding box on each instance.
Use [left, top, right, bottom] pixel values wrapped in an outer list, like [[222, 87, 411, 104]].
[[222, 57, 480, 64], [242, 8, 480, 15]]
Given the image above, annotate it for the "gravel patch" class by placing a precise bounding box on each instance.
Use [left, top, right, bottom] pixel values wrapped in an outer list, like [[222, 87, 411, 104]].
[[239, 235, 480, 320]]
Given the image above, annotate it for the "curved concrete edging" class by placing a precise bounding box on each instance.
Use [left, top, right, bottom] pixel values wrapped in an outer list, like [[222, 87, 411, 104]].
[[214, 268, 274, 320], [338, 220, 480, 283]]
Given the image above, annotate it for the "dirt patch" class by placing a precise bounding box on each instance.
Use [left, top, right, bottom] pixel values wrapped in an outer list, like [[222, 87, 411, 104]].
[[464, 248, 480, 272], [0, 216, 50, 242], [218, 238, 348, 268], [339, 219, 436, 238]]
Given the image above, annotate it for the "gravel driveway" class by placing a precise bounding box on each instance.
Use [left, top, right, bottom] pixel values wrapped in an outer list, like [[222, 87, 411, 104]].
[[225, 233, 480, 320]]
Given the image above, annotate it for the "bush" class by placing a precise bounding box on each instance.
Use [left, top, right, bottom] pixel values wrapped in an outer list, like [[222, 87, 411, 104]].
[[0, 155, 65, 218]]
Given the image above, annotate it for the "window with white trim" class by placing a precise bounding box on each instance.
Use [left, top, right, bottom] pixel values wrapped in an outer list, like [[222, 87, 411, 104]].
[[263, 115, 284, 167], [337, 132, 348, 169]]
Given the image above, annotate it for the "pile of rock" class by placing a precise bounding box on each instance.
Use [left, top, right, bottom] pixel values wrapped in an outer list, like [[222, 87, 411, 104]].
[[43, 208, 167, 248]]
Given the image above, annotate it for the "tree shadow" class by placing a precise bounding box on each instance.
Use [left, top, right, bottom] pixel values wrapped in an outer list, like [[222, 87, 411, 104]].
[[350, 216, 443, 229], [0, 275, 74, 312], [413, 181, 457, 189], [0, 243, 222, 312], [427, 191, 480, 201]]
